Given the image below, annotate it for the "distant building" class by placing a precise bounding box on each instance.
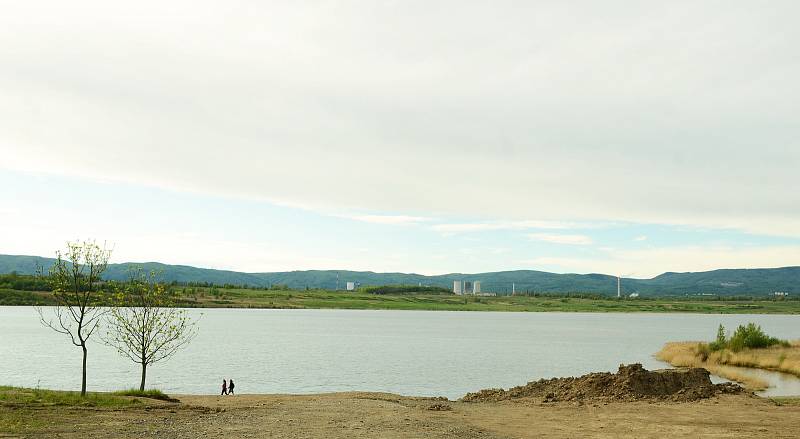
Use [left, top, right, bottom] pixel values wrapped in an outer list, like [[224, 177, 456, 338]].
[[453, 280, 483, 295], [774, 291, 789, 297], [346, 282, 356, 291], [628, 293, 639, 298]]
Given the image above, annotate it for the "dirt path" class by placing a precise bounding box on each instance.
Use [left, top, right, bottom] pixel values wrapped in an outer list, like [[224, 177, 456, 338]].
[[3, 392, 798, 438]]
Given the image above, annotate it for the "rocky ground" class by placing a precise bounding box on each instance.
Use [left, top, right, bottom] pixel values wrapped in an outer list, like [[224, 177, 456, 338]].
[[2, 365, 799, 438]]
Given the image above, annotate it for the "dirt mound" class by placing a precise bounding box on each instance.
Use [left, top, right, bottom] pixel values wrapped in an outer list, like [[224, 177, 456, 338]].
[[461, 364, 743, 403]]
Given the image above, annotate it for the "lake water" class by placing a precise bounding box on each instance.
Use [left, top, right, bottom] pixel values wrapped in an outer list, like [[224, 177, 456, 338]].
[[2, 307, 799, 399]]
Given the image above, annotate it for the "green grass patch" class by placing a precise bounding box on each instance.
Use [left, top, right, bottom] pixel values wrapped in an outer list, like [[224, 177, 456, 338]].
[[362, 285, 452, 295], [0, 386, 140, 408], [0, 289, 54, 305], [0, 386, 175, 435]]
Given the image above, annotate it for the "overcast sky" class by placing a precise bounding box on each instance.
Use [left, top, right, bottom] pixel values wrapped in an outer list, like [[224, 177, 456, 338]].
[[1, 1, 799, 277]]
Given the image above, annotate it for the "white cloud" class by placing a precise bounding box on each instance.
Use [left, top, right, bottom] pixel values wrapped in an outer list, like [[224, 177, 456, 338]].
[[431, 220, 582, 234], [634, 235, 648, 241], [338, 214, 431, 226], [528, 233, 593, 245], [0, 214, 440, 275], [0, 1, 799, 239], [522, 245, 800, 278]]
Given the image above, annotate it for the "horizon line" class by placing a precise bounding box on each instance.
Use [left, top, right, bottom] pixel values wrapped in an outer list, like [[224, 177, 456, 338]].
[[2, 253, 798, 281]]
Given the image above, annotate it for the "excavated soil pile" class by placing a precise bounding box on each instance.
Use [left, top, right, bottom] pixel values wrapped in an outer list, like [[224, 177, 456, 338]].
[[462, 364, 743, 403]]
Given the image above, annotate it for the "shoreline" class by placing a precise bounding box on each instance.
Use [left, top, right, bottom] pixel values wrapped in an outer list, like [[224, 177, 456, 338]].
[[4, 363, 800, 437], [3, 388, 799, 438], [4, 291, 800, 314], [657, 341, 800, 391]]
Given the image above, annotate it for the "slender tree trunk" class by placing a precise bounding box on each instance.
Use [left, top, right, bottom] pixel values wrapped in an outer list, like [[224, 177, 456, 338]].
[[81, 344, 88, 397], [140, 363, 147, 392]]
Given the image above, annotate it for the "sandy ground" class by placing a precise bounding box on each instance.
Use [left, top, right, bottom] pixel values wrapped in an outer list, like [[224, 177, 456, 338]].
[[2, 392, 799, 439]]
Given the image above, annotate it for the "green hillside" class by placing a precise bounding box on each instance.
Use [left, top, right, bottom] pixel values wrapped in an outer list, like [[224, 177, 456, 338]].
[[1, 254, 797, 296]]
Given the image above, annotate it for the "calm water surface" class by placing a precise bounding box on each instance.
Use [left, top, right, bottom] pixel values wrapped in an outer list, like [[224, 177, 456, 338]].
[[2, 307, 799, 399]]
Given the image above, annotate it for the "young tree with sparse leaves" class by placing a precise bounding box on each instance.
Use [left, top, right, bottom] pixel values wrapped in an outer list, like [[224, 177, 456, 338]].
[[36, 240, 112, 397], [104, 268, 198, 391]]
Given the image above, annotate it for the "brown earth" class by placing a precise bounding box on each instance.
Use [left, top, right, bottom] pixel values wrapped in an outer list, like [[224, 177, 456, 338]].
[[462, 363, 743, 403], [3, 392, 799, 439], [2, 365, 798, 438]]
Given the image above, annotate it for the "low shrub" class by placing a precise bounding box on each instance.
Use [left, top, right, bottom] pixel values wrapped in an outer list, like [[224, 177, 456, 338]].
[[709, 323, 789, 352], [708, 324, 728, 351], [728, 323, 790, 351]]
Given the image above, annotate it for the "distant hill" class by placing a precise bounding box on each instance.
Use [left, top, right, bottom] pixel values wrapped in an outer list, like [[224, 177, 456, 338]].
[[1, 254, 798, 296]]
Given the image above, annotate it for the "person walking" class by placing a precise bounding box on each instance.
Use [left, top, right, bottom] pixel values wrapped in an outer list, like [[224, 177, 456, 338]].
[[228, 379, 235, 395], [221, 379, 228, 396]]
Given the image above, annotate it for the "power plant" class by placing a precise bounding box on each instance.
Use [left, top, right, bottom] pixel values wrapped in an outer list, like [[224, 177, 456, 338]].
[[453, 280, 482, 295]]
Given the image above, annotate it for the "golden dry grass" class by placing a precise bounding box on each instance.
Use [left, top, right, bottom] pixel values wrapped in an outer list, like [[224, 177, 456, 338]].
[[712, 341, 800, 376], [656, 342, 769, 390]]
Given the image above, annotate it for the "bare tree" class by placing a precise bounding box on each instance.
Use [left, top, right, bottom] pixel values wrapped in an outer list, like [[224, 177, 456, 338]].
[[36, 240, 112, 396], [104, 268, 198, 391]]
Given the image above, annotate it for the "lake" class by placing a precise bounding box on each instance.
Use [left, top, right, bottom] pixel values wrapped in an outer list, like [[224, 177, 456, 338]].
[[2, 307, 799, 399]]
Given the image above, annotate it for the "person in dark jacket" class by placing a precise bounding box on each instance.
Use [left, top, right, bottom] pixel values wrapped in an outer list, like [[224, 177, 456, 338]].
[[228, 379, 235, 395], [221, 379, 228, 396]]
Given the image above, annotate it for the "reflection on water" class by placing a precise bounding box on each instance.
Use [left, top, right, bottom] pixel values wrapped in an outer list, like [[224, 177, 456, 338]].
[[2, 307, 799, 398], [715, 366, 800, 397], [659, 359, 800, 397]]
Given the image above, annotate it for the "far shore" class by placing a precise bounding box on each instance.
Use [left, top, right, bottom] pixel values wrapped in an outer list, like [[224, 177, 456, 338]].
[[4, 287, 800, 314]]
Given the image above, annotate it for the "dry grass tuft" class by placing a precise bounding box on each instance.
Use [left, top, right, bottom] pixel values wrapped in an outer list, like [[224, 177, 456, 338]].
[[711, 341, 800, 376], [655, 342, 703, 367], [655, 342, 773, 390]]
